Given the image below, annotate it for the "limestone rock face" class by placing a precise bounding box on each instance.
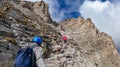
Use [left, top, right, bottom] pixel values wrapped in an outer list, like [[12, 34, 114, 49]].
[[0, 0, 120, 67], [56, 17, 120, 67], [0, 0, 60, 67]]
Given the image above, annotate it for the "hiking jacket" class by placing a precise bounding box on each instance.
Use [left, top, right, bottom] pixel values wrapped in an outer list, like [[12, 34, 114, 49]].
[[29, 43, 47, 67], [62, 36, 67, 41]]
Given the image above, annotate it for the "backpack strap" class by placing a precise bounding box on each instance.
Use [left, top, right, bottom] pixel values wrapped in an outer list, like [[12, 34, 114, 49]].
[[28, 45, 37, 67], [32, 47, 36, 67], [31, 46, 38, 67]]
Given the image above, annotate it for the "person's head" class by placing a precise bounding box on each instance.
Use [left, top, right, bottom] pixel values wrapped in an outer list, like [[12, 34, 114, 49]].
[[32, 36, 43, 45]]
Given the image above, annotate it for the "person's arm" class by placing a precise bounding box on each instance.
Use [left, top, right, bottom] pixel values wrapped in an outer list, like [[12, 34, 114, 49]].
[[33, 47, 47, 67]]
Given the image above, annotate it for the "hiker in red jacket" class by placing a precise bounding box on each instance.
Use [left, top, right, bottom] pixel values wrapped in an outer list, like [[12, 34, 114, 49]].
[[62, 36, 67, 48]]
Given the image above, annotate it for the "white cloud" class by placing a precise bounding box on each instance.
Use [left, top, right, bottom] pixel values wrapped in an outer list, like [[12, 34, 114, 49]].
[[46, 0, 82, 22], [80, 0, 120, 48]]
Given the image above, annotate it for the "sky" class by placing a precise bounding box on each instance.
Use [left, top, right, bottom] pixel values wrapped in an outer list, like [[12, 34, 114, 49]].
[[26, 0, 120, 51]]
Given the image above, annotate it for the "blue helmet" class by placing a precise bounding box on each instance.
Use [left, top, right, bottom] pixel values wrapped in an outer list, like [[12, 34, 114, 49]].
[[32, 36, 43, 44]]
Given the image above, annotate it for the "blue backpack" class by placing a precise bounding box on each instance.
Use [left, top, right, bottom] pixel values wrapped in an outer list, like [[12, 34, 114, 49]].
[[14, 47, 37, 67]]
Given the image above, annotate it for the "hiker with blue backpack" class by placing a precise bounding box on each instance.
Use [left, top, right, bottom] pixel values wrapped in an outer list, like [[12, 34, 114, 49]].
[[14, 36, 47, 67]]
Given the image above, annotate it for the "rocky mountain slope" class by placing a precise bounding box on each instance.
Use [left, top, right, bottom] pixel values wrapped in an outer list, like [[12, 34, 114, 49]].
[[0, 0, 60, 67], [0, 0, 120, 67], [56, 17, 120, 67]]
